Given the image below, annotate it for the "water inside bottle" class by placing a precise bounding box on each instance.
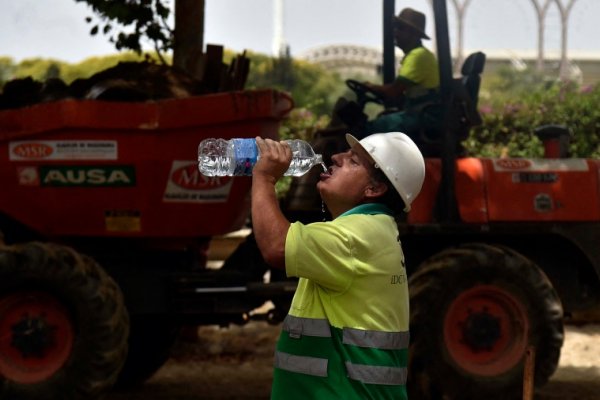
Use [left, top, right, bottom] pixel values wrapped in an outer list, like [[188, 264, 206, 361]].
[[285, 156, 322, 176], [320, 162, 327, 172]]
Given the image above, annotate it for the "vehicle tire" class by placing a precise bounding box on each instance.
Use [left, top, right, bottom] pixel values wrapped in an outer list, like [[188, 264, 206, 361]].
[[407, 243, 564, 400], [0, 242, 129, 400], [116, 314, 181, 387]]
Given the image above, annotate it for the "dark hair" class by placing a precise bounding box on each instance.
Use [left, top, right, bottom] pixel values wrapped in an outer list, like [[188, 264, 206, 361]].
[[370, 167, 407, 219]]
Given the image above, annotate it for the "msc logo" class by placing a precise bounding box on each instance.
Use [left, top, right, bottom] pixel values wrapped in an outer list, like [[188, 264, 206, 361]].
[[40, 166, 136, 187], [171, 164, 231, 190], [12, 143, 54, 159]]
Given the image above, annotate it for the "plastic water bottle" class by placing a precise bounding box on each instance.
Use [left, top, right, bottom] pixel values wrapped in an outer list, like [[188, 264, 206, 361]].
[[198, 138, 324, 177]]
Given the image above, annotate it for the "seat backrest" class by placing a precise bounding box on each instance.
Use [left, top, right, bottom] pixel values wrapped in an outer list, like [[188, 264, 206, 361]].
[[406, 52, 487, 155], [460, 51, 486, 107], [450, 51, 486, 130]]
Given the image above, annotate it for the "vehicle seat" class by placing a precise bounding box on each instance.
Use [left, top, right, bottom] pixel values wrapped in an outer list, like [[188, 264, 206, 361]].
[[456, 51, 486, 128], [417, 51, 486, 155]]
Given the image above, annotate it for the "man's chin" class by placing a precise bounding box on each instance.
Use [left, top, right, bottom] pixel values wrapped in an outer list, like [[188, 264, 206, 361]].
[[316, 182, 326, 198]]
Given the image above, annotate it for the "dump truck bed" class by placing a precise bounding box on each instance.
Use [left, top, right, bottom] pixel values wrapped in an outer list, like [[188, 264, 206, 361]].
[[0, 89, 292, 239]]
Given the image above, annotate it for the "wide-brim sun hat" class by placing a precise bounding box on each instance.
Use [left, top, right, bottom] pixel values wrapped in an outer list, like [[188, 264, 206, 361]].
[[394, 7, 430, 40], [346, 132, 425, 212]]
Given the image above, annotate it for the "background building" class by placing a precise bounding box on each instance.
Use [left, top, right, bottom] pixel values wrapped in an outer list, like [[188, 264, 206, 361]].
[[299, 45, 600, 86]]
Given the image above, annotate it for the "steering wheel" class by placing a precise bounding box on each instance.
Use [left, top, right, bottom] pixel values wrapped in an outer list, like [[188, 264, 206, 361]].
[[345, 79, 385, 108]]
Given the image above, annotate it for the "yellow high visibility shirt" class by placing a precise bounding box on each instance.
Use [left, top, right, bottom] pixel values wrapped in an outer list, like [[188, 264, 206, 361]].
[[271, 203, 409, 400]]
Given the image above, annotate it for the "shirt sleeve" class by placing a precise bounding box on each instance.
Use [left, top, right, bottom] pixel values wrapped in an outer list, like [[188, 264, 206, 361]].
[[398, 47, 436, 86], [285, 221, 355, 293]]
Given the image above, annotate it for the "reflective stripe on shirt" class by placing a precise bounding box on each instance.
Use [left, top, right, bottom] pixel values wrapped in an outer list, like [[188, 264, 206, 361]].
[[274, 351, 328, 377], [278, 316, 408, 385], [343, 327, 409, 350], [345, 362, 408, 385], [283, 315, 332, 339]]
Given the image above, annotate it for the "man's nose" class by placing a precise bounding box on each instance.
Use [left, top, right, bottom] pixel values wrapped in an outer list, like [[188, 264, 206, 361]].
[[331, 153, 342, 164], [331, 151, 349, 165]]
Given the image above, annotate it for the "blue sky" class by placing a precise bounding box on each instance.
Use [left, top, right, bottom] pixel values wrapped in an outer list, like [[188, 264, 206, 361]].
[[0, 0, 598, 63]]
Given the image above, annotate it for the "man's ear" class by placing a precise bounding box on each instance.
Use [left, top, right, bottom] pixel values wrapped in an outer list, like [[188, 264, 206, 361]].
[[365, 181, 388, 198]]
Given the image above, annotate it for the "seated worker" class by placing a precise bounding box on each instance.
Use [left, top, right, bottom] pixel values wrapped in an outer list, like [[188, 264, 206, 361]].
[[338, 8, 441, 144]]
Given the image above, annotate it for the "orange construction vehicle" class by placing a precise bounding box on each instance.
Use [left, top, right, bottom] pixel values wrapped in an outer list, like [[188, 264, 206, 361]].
[[284, 1, 599, 398], [0, 1, 598, 399]]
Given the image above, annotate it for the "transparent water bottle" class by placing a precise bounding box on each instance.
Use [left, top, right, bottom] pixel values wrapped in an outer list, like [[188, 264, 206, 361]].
[[198, 138, 323, 177]]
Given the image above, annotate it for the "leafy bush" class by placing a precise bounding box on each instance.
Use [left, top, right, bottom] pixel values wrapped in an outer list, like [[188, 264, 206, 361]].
[[274, 107, 330, 197], [2, 52, 153, 85], [2, 55, 598, 161], [467, 70, 600, 159], [245, 52, 345, 117]]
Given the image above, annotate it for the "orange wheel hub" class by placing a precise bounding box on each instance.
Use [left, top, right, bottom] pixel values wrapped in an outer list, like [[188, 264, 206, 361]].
[[443, 284, 529, 376], [0, 291, 74, 383]]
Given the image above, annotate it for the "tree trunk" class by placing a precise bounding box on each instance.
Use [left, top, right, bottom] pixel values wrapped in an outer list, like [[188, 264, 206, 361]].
[[173, 0, 205, 79]]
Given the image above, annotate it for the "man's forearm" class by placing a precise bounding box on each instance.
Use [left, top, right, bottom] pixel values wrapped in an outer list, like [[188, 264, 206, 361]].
[[251, 176, 289, 269]]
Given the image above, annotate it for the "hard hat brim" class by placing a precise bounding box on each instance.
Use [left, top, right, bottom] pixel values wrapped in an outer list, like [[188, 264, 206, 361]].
[[346, 133, 377, 166], [345, 133, 360, 148], [346, 133, 380, 166]]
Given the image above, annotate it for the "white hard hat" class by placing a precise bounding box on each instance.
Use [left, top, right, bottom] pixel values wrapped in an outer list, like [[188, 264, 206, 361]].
[[346, 132, 425, 212]]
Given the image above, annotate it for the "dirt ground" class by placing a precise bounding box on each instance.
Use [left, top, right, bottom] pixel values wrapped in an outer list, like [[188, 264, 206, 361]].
[[105, 322, 600, 400]]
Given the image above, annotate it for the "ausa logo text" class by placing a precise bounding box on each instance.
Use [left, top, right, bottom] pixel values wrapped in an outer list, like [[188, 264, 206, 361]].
[[40, 166, 136, 187]]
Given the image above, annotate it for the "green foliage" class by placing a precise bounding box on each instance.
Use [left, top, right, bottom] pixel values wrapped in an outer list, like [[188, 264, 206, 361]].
[[10, 58, 65, 82], [75, 0, 172, 62], [468, 73, 600, 158], [274, 107, 330, 197], [243, 51, 342, 196], [4, 52, 162, 85], [481, 65, 550, 103], [60, 52, 162, 82], [2, 54, 598, 161], [246, 52, 345, 116], [279, 108, 330, 142], [0, 57, 16, 86]]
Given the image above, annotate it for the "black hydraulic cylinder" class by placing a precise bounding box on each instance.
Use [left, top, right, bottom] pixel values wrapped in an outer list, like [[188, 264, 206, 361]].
[[432, 0, 460, 222], [382, 0, 396, 84]]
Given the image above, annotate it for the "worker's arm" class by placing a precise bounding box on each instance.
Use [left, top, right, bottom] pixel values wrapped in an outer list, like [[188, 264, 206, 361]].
[[365, 78, 412, 102], [251, 137, 292, 270]]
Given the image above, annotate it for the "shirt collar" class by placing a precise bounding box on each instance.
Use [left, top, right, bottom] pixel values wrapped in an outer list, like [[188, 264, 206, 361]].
[[338, 203, 394, 218]]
